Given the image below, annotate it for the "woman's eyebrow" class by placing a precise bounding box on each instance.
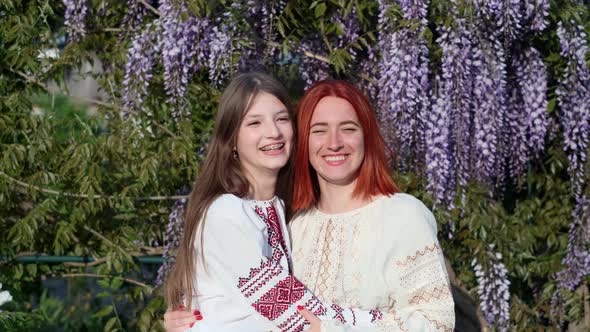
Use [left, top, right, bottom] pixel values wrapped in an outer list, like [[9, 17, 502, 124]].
[[310, 122, 328, 128], [340, 120, 360, 127]]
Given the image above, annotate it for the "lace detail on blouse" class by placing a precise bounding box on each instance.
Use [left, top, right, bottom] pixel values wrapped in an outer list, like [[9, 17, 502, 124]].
[[290, 194, 456, 332]]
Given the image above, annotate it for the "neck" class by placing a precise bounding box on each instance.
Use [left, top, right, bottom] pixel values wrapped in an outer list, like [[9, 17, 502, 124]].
[[317, 179, 368, 214], [246, 168, 278, 201]]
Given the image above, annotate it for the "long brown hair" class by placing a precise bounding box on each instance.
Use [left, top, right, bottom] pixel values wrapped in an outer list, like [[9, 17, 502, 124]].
[[164, 72, 295, 309]]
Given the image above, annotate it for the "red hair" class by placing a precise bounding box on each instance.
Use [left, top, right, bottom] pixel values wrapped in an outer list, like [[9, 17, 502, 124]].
[[292, 80, 399, 211]]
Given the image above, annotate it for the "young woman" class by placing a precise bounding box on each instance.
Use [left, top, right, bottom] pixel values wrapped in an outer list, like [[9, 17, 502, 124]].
[[163, 73, 387, 332], [289, 80, 455, 331]]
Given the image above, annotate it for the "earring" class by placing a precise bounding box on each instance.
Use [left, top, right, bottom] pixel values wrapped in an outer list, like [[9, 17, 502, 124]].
[[232, 149, 239, 159]]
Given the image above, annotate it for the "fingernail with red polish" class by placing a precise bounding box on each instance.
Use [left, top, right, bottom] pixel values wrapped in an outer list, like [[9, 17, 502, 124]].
[[189, 322, 195, 328], [196, 315, 203, 321], [193, 310, 200, 315], [297, 305, 304, 311]]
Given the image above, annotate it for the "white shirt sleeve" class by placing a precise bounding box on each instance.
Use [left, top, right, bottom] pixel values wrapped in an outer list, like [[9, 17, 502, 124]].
[[317, 194, 455, 332], [194, 196, 386, 332]]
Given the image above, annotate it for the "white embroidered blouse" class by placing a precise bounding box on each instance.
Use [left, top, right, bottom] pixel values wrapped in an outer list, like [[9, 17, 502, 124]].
[[188, 194, 385, 332], [289, 193, 456, 331]]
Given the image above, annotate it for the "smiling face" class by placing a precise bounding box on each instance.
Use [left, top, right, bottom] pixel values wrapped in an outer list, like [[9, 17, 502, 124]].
[[236, 91, 293, 179], [308, 96, 365, 187]]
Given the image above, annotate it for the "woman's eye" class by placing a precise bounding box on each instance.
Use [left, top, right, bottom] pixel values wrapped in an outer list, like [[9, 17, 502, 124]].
[[277, 117, 290, 122], [343, 127, 357, 132], [311, 130, 326, 134], [247, 121, 260, 126]]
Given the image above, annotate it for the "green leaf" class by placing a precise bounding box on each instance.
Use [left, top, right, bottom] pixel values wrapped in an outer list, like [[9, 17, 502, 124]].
[[104, 316, 118, 332], [111, 277, 124, 290], [547, 98, 556, 114], [315, 3, 327, 17], [94, 305, 113, 319]]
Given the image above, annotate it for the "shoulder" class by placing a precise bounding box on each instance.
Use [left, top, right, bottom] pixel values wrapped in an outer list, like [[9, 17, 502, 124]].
[[202, 194, 251, 232], [206, 194, 244, 217], [377, 193, 437, 235], [288, 208, 316, 229]]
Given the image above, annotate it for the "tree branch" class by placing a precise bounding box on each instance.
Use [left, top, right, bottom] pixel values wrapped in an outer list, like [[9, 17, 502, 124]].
[[62, 273, 153, 290], [1, 171, 188, 201], [140, 0, 161, 16], [63, 257, 107, 267]]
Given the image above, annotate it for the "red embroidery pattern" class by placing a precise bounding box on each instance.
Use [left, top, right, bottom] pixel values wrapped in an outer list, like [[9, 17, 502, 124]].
[[254, 204, 292, 268], [277, 299, 326, 332], [236, 202, 317, 332], [239, 259, 281, 297], [330, 304, 346, 324], [251, 276, 306, 320], [370, 309, 383, 322], [395, 243, 442, 267]]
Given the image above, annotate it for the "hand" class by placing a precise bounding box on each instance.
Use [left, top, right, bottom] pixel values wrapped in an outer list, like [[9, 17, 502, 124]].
[[297, 305, 321, 332], [163, 306, 202, 332]]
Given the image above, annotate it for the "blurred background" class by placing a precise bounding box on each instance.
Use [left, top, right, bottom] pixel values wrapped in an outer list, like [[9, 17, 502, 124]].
[[0, 0, 589, 331]]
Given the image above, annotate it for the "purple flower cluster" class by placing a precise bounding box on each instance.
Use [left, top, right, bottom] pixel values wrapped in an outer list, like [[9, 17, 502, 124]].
[[205, 0, 285, 87], [63, 0, 87, 42], [506, 46, 548, 178], [397, 0, 428, 25], [525, 0, 549, 31], [156, 192, 189, 288], [121, 0, 150, 34], [377, 0, 431, 172], [472, 27, 506, 188], [358, 45, 380, 101], [160, 0, 210, 116], [427, 19, 475, 206], [298, 36, 331, 88], [122, 1, 211, 117], [556, 21, 590, 201], [472, 247, 511, 331], [472, 0, 549, 38], [422, 2, 550, 207], [555, 197, 590, 291], [122, 22, 160, 117], [207, 25, 234, 87]]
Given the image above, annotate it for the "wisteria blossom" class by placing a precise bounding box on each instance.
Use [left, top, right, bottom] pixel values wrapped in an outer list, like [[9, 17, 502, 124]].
[[556, 21, 590, 201], [427, 19, 475, 206], [121, 0, 151, 34], [553, 20, 590, 315], [160, 0, 210, 115], [525, 0, 550, 31], [156, 191, 189, 288], [377, 0, 431, 172], [63, 0, 87, 42], [472, 27, 507, 188], [555, 197, 590, 291], [506, 46, 548, 179], [472, 248, 511, 331], [122, 22, 160, 117]]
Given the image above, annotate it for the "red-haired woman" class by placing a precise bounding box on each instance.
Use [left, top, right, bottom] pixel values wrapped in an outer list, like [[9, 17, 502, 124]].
[[289, 80, 455, 331]]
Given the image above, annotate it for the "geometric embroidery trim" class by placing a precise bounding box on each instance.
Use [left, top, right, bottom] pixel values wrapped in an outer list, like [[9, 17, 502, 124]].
[[408, 285, 452, 305], [395, 243, 442, 267], [250, 275, 306, 321]]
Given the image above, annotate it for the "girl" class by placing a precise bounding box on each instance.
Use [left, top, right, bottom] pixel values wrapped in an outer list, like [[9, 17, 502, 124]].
[[289, 80, 455, 331], [164, 73, 386, 332]]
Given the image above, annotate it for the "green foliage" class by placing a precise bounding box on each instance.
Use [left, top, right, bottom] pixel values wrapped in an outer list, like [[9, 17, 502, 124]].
[[0, 0, 589, 330]]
